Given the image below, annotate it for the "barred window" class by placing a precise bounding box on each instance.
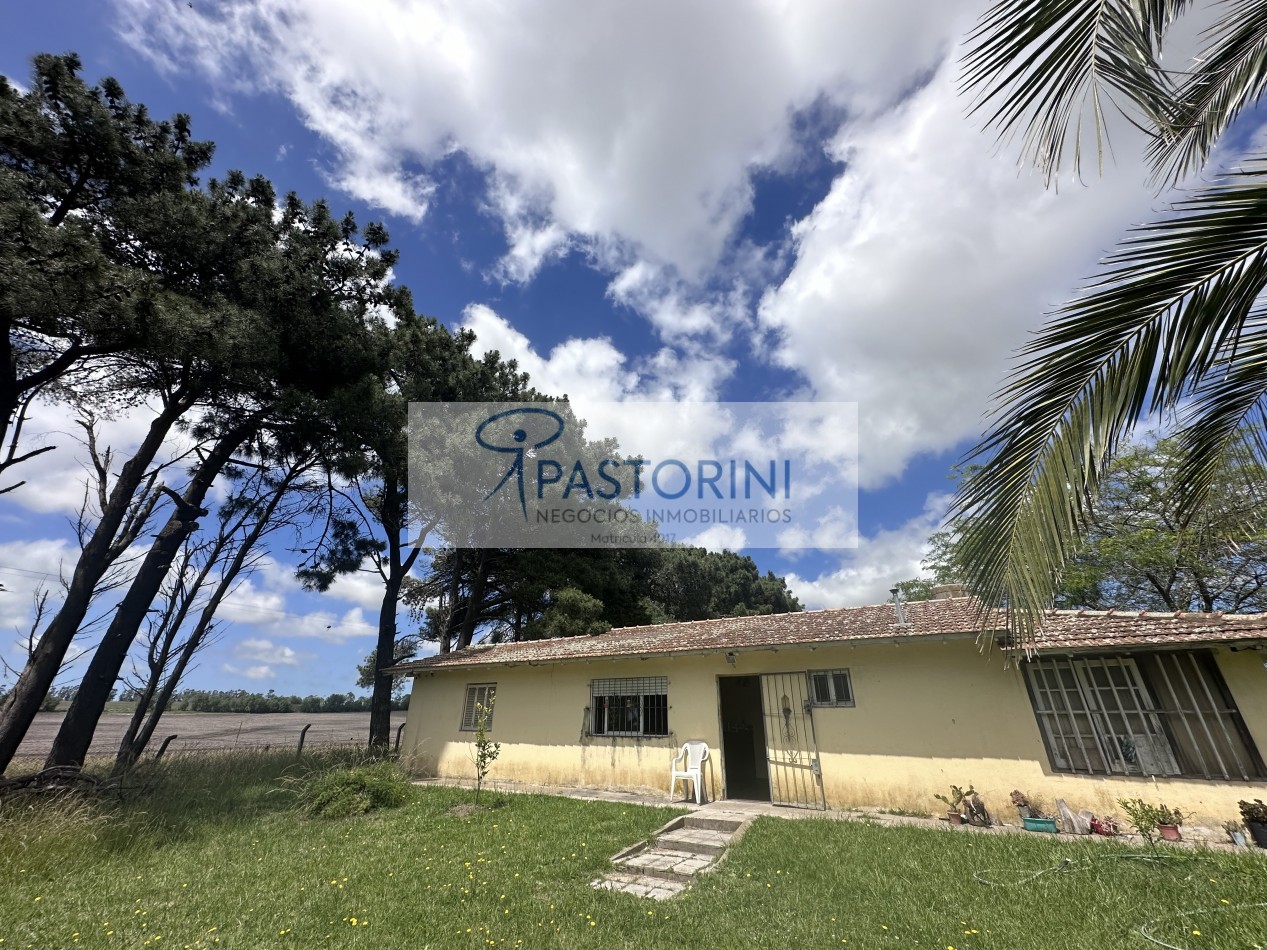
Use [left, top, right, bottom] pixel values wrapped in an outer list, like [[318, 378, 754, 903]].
[[460, 683, 496, 731], [1023, 653, 1265, 782], [809, 669, 854, 707], [589, 677, 668, 737]]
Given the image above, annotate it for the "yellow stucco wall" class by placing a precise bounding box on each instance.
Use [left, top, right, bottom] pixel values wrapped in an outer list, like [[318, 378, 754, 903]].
[[401, 640, 1267, 826]]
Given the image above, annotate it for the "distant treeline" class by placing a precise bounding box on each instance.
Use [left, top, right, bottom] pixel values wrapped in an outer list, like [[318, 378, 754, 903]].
[[120, 689, 409, 714]]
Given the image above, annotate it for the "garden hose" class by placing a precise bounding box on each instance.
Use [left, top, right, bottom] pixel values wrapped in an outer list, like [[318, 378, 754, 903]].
[[973, 851, 1266, 949]]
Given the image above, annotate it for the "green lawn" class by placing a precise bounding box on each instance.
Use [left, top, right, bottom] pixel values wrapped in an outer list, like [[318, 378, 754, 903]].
[[1, 752, 1264, 949]]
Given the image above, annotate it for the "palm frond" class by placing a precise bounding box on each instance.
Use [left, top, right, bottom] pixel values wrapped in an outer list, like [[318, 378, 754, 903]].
[[961, 0, 1189, 184], [954, 161, 1267, 642], [1148, 0, 1267, 184], [1170, 311, 1267, 516]]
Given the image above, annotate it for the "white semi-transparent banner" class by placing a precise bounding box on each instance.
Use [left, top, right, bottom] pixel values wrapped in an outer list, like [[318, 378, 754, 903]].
[[407, 401, 858, 550]]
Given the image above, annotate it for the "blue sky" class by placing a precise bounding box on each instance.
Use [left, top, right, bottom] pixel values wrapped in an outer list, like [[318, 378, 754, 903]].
[[1, 1, 1169, 695]]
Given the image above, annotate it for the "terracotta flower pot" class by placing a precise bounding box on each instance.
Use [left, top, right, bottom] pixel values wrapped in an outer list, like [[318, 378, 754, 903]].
[[1158, 823, 1182, 842], [946, 811, 965, 825]]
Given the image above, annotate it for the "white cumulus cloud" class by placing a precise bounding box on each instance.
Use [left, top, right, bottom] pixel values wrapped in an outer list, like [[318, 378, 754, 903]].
[[758, 64, 1159, 487], [785, 492, 951, 609]]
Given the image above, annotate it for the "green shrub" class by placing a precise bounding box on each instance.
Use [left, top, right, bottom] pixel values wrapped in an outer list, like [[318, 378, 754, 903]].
[[285, 760, 411, 819]]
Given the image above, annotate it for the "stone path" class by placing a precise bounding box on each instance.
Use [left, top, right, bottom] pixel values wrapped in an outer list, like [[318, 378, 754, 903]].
[[591, 807, 752, 899]]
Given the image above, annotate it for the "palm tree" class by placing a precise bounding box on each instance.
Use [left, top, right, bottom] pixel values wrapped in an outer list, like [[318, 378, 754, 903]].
[[952, 0, 1267, 641]]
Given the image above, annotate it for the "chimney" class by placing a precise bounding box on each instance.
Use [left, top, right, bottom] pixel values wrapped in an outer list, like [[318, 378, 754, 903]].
[[931, 583, 970, 600]]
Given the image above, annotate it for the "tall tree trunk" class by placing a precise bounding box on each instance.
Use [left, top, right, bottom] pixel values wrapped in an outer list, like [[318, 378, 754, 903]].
[[0, 326, 17, 465], [0, 384, 195, 774], [369, 572, 403, 751], [368, 477, 419, 750], [47, 420, 254, 768], [439, 550, 463, 654], [115, 464, 301, 771], [456, 549, 490, 650], [114, 625, 177, 774], [114, 613, 200, 773], [113, 542, 212, 774]]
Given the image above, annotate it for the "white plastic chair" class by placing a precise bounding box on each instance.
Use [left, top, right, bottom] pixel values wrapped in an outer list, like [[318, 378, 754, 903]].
[[669, 740, 710, 803]]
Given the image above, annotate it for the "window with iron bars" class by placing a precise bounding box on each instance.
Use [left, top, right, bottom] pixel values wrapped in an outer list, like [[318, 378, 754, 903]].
[[1022, 652, 1265, 781], [589, 677, 668, 737], [808, 668, 854, 707]]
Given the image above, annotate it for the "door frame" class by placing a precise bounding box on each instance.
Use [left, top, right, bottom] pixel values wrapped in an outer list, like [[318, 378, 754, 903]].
[[714, 673, 772, 802]]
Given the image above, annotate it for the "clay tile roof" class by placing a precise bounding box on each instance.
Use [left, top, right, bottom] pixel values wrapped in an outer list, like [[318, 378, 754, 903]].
[[389, 596, 990, 672], [1032, 607, 1267, 651], [387, 596, 1267, 674]]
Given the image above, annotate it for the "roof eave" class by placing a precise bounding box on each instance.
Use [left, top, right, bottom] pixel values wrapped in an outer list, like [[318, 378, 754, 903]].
[[391, 627, 997, 674]]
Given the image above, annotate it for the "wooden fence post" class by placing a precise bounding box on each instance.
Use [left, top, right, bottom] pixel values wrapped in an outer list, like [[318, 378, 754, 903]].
[[297, 723, 312, 756], [154, 735, 178, 761]]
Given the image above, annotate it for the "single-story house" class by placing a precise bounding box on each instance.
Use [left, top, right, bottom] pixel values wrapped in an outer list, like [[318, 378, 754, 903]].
[[392, 587, 1267, 824]]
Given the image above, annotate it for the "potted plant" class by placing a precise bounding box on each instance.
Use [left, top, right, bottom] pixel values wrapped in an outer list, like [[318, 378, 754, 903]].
[[1118, 798, 1182, 848], [964, 792, 992, 827], [1022, 814, 1059, 832], [1157, 804, 1184, 842], [1012, 791, 1058, 833], [1238, 799, 1267, 849], [1224, 820, 1248, 848], [935, 784, 976, 825], [1010, 789, 1032, 819], [1090, 816, 1118, 837]]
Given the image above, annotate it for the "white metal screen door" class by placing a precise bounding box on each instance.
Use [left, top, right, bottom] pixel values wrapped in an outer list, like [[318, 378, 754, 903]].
[[760, 672, 826, 809]]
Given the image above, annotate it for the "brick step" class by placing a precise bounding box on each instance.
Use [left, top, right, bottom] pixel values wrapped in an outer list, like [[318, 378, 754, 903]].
[[592, 871, 686, 900], [683, 814, 745, 834], [656, 826, 734, 856], [613, 847, 715, 883]]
